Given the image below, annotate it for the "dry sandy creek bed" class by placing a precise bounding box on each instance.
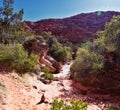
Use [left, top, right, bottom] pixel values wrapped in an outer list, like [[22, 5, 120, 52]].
[[0, 61, 120, 110]]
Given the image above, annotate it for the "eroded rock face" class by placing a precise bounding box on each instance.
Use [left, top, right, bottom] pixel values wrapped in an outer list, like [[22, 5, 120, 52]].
[[52, 62, 62, 73], [23, 39, 62, 73], [23, 39, 48, 55], [26, 11, 120, 43], [45, 56, 63, 73], [39, 56, 56, 73]]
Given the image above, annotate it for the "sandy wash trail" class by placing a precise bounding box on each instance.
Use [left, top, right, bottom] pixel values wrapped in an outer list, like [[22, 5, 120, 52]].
[[0, 61, 119, 110]]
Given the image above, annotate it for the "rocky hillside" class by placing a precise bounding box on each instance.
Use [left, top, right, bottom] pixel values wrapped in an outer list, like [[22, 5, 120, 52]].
[[26, 11, 120, 43]]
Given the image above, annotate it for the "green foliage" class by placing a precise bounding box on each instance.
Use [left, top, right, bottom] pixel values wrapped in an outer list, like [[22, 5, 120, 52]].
[[92, 35, 107, 54], [41, 73, 55, 80], [0, 22, 32, 44], [0, 44, 15, 65], [41, 67, 55, 80], [40, 32, 72, 62], [35, 35, 45, 42], [97, 15, 120, 69], [95, 16, 120, 53], [70, 100, 88, 110], [9, 23, 32, 44], [71, 15, 120, 84], [0, 0, 26, 44], [71, 47, 104, 81], [0, 0, 23, 24], [49, 38, 72, 62], [50, 99, 64, 110], [104, 16, 120, 52], [50, 99, 87, 110], [56, 36, 73, 47], [9, 73, 23, 83], [0, 44, 39, 73], [42, 66, 50, 74], [107, 105, 120, 110], [107, 105, 116, 110], [62, 46, 72, 61]]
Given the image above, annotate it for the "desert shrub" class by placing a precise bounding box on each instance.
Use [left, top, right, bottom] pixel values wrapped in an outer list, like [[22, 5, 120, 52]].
[[49, 39, 72, 62], [40, 32, 72, 62], [41, 73, 55, 80], [70, 47, 104, 82], [70, 100, 88, 110], [107, 105, 120, 110], [9, 73, 23, 82], [41, 66, 50, 74], [50, 99, 88, 110], [108, 105, 116, 110], [0, 44, 15, 65], [41, 67, 55, 80], [0, 44, 39, 73]]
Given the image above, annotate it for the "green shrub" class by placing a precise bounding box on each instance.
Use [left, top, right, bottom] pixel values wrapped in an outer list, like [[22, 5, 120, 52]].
[[50, 99, 65, 110], [50, 99, 88, 110], [0, 44, 15, 65], [49, 38, 72, 62], [108, 105, 116, 110], [107, 105, 120, 110], [39, 32, 72, 62], [41, 66, 50, 74], [0, 44, 39, 73], [41, 67, 55, 80], [70, 47, 104, 81], [70, 100, 88, 110], [41, 72, 55, 80]]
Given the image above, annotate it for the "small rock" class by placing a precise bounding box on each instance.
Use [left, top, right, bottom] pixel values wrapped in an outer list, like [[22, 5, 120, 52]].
[[41, 90, 46, 92], [40, 78, 52, 84], [57, 83, 64, 87], [33, 85, 37, 89]]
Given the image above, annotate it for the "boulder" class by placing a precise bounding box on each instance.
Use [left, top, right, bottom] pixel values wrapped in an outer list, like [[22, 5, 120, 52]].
[[52, 62, 62, 73], [40, 78, 52, 84], [39, 57, 52, 67], [23, 39, 48, 55], [24, 39, 62, 73], [39, 57, 56, 73], [49, 66, 56, 73], [45, 56, 63, 73]]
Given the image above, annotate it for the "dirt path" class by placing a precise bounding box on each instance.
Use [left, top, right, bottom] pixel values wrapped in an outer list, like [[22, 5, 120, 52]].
[[0, 62, 120, 110], [53, 61, 72, 78]]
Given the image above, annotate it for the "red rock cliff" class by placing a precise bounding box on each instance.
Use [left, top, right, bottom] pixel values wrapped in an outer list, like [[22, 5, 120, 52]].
[[26, 11, 120, 43]]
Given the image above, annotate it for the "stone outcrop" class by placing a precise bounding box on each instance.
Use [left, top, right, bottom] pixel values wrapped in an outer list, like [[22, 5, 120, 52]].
[[26, 11, 120, 43], [23, 39, 62, 73], [39, 78, 52, 84], [45, 56, 63, 73], [39, 56, 56, 73]]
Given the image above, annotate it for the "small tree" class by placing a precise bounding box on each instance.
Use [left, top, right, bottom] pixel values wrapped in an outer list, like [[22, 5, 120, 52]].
[[70, 47, 104, 82], [0, 0, 24, 44], [49, 38, 72, 62]]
